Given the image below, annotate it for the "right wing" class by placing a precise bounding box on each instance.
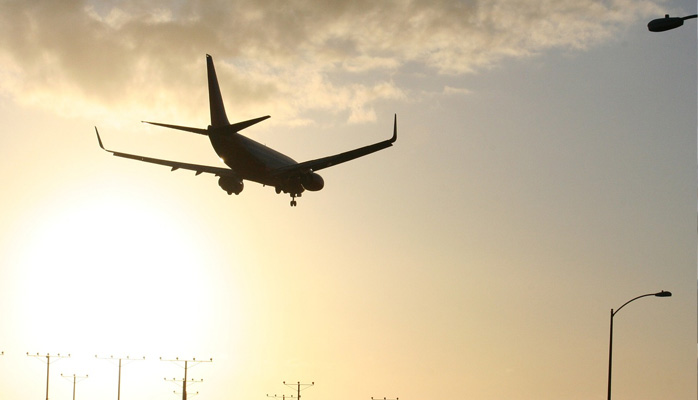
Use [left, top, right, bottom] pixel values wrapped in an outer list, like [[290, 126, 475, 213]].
[[268, 114, 397, 178], [95, 127, 238, 177]]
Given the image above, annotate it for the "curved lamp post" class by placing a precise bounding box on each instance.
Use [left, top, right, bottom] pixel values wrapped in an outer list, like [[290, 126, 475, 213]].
[[607, 290, 671, 400], [648, 14, 697, 32]]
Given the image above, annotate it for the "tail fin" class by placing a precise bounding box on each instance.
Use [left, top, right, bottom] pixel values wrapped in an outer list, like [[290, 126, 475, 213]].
[[206, 54, 230, 127]]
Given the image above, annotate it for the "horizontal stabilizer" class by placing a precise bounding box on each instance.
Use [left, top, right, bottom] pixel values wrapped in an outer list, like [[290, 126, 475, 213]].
[[227, 115, 271, 133], [141, 121, 209, 135]]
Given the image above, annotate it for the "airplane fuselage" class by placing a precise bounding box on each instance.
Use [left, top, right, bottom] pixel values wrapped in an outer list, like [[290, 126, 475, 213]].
[[208, 128, 303, 188]]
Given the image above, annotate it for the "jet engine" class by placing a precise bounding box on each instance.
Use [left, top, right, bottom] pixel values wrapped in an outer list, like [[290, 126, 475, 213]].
[[218, 176, 244, 195], [301, 172, 324, 191]]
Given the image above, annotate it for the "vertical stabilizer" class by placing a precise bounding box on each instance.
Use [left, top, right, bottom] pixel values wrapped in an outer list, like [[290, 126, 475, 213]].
[[206, 54, 230, 127]]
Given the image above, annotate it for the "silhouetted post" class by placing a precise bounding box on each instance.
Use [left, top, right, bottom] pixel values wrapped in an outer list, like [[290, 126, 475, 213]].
[[96, 355, 145, 400], [184, 360, 188, 400], [160, 357, 212, 400], [61, 374, 88, 400], [27, 352, 70, 400], [164, 374, 203, 399], [282, 380, 314, 400], [607, 290, 671, 400]]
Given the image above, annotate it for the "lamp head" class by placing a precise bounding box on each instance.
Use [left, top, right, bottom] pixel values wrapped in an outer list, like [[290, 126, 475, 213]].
[[654, 290, 672, 297], [648, 15, 685, 32]]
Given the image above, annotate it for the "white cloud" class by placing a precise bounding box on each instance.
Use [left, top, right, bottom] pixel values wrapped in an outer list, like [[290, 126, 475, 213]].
[[443, 86, 471, 96], [0, 0, 665, 124]]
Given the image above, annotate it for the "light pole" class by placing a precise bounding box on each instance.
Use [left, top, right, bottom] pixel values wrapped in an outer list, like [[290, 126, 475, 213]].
[[61, 374, 89, 400], [26, 353, 70, 400], [160, 357, 212, 400], [648, 14, 697, 32], [607, 290, 671, 400], [96, 355, 145, 400]]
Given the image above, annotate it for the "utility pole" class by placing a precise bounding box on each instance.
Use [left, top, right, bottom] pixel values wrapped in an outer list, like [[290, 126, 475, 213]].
[[96, 355, 145, 400], [160, 357, 212, 400], [61, 374, 88, 400], [27, 352, 70, 400]]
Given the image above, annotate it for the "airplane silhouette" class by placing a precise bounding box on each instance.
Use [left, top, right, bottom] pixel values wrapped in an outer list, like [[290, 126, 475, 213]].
[[95, 54, 397, 207]]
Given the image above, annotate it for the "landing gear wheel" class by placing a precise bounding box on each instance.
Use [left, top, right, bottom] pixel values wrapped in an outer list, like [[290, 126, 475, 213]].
[[289, 192, 301, 207]]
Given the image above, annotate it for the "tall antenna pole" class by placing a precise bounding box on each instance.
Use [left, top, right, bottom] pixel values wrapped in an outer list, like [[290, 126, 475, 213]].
[[27, 352, 70, 400], [96, 355, 145, 400], [61, 374, 88, 400], [160, 357, 212, 400]]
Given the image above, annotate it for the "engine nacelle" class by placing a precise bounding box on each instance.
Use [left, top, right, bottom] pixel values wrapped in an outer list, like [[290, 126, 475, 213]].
[[218, 176, 244, 195], [301, 172, 324, 191]]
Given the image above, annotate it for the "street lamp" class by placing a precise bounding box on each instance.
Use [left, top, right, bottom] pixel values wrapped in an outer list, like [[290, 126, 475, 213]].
[[648, 14, 697, 32], [607, 290, 672, 400]]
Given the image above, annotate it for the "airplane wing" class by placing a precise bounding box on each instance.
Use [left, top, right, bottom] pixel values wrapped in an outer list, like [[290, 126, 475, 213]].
[[95, 127, 238, 177], [269, 114, 397, 178]]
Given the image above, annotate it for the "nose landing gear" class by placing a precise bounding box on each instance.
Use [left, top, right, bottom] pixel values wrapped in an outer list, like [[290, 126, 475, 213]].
[[290, 193, 301, 207]]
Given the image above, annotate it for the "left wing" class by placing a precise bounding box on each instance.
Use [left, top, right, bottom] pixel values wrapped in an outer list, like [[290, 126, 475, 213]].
[[95, 127, 238, 177], [269, 114, 397, 178]]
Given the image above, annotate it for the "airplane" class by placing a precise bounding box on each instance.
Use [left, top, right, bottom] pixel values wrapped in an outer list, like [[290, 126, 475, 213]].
[[95, 54, 397, 207]]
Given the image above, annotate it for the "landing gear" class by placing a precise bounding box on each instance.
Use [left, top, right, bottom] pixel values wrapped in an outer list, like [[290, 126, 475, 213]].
[[289, 193, 301, 207], [278, 183, 303, 207]]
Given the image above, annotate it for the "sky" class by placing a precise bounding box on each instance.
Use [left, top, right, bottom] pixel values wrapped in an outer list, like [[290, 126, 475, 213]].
[[0, 1, 695, 399]]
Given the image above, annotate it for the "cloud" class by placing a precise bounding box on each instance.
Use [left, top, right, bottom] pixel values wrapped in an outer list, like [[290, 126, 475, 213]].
[[443, 86, 471, 96], [0, 0, 663, 124]]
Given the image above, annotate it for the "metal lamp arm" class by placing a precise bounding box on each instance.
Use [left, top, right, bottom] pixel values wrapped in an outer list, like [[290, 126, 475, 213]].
[[612, 293, 654, 316]]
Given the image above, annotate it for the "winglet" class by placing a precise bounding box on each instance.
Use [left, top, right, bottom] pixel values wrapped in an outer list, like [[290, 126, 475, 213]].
[[95, 127, 107, 151], [390, 114, 397, 143]]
